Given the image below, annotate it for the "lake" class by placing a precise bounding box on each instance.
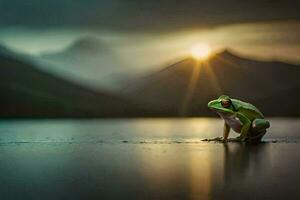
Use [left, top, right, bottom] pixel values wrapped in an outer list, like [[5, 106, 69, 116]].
[[0, 118, 299, 199]]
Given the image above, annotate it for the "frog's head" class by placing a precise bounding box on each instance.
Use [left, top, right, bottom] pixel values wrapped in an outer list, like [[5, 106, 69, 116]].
[[208, 95, 236, 114]]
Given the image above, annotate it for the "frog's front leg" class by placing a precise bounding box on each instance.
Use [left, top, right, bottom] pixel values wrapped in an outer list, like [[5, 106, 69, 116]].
[[223, 122, 230, 141]]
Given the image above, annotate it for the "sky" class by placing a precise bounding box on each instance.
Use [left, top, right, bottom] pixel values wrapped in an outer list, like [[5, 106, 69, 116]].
[[1, 0, 300, 31], [0, 0, 299, 69]]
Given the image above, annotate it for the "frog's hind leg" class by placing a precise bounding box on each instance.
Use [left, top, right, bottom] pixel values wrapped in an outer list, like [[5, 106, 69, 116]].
[[249, 119, 270, 142], [252, 119, 270, 131]]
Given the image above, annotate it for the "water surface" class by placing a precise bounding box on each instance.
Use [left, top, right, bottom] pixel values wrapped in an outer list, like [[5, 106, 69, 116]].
[[0, 118, 299, 199]]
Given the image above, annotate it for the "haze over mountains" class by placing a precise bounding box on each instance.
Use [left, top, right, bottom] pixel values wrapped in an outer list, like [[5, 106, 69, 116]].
[[40, 37, 130, 90], [0, 43, 299, 117]]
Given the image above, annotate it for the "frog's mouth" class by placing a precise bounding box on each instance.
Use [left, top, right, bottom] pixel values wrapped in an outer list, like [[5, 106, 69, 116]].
[[210, 108, 235, 120], [209, 107, 234, 114]]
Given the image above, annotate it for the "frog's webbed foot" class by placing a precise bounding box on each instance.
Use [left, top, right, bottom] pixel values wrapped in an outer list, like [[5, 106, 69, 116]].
[[203, 136, 247, 143], [202, 137, 224, 142], [227, 137, 242, 142]]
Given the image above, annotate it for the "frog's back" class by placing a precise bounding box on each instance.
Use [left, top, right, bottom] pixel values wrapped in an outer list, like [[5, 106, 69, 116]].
[[232, 99, 264, 120]]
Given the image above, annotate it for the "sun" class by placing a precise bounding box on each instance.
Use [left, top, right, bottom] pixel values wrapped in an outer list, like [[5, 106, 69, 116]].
[[190, 44, 212, 60]]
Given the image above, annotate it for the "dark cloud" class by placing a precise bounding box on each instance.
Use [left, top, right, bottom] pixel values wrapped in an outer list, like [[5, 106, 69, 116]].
[[0, 0, 300, 31]]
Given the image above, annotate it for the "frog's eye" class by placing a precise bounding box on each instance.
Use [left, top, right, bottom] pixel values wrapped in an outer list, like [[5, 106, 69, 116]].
[[221, 99, 231, 108]]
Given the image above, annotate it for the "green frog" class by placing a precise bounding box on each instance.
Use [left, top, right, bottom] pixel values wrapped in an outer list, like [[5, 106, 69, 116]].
[[208, 95, 270, 142]]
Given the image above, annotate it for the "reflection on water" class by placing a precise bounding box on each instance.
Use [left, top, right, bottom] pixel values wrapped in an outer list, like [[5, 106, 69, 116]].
[[131, 142, 299, 200], [188, 145, 213, 200], [0, 118, 299, 199], [222, 143, 270, 192], [223, 143, 267, 181]]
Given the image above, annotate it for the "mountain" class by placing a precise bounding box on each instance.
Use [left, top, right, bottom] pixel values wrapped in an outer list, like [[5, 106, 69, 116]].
[[0, 47, 145, 118], [124, 50, 300, 116], [40, 36, 128, 90], [2, 45, 299, 118], [252, 87, 300, 117]]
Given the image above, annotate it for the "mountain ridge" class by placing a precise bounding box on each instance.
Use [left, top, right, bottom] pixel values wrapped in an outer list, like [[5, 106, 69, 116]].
[[124, 49, 300, 116]]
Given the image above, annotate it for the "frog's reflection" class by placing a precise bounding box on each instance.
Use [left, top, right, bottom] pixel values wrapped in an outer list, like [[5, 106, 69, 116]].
[[222, 142, 270, 184]]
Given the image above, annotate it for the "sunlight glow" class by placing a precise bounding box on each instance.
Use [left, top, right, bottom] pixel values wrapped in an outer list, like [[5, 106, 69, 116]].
[[190, 44, 212, 60]]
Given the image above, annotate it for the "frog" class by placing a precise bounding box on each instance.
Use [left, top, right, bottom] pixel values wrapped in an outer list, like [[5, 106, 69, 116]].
[[207, 95, 270, 142]]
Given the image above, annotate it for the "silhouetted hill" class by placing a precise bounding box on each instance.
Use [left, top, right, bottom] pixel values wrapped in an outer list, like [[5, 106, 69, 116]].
[[253, 87, 300, 117], [0, 49, 145, 118], [124, 50, 300, 116]]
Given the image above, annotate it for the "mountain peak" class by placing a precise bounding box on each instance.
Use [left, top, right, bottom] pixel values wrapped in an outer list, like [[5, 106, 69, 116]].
[[214, 48, 240, 59], [67, 36, 110, 53]]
